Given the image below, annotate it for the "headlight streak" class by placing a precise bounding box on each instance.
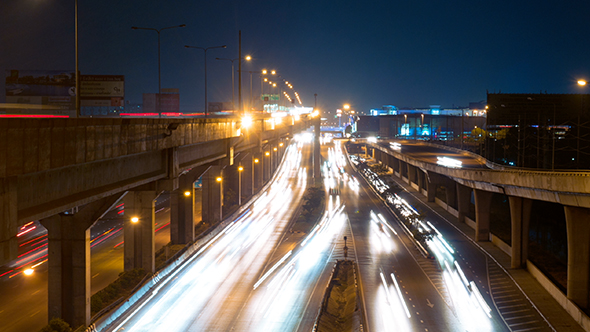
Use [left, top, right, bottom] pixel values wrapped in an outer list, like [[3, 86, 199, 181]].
[[378, 271, 411, 332], [390, 273, 412, 318], [356, 157, 495, 329], [109, 142, 311, 331], [253, 250, 293, 290]]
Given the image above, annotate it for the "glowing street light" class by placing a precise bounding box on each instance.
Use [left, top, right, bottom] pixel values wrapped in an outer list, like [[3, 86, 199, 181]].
[[24, 268, 34, 276], [131, 217, 139, 223], [184, 191, 191, 197], [238, 165, 244, 206], [578, 79, 587, 86], [216, 177, 222, 182], [241, 115, 253, 129]]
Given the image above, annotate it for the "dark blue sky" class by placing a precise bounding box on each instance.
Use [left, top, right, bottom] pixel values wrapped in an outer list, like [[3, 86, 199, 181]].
[[2, 0, 589, 114]]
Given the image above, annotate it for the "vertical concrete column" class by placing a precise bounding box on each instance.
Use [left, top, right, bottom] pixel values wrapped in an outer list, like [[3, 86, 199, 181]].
[[41, 194, 122, 328], [565, 205, 590, 309], [474, 189, 493, 241], [426, 171, 443, 203], [123, 191, 156, 273], [509, 196, 532, 268], [456, 183, 471, 223], [202, 165, 222, 225], [417, 169, 424, 190], [0, 177, 18, 266], [44, 214, 91, 328], [445, 179, 457, 209], [407, 164, 416, 185], [400, 160, 407, 178], [170, 176, 195, 245], [392, 156, 400, 174]]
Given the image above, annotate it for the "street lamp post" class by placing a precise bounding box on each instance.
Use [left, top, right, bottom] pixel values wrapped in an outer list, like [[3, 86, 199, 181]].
[[238, 165, 243, 206], [75, 0, 79, 117], [185, 45, 227, 117], [132, 24, 186, 118], [216, 56, 251, 112], [577, 79, 587, 169], [216, 58, 237, 111]]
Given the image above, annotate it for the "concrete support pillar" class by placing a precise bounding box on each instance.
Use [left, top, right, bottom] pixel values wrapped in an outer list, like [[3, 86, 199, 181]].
[[408, 164, 417, 185], [474, 189, 493, 241], [170, 177, 194, 245], [417, 169, 424, 190], [124, 191, 156, 273], [400, 160, 407, 178], [445, 179, 457, 209], [565, 205, 590, 309], [44, 214, 90, 328], [0, 177, 18, 266], [456, 183, 471, 223], [41, 194, 122, 328], [509, 196, 532, 268], [202, 165, 222, 224], [426, 171, 445, 203], [392, 157, 400, 174]]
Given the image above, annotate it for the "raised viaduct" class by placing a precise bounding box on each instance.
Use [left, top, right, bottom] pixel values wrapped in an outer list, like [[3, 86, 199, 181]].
[[364, 141, 590, 328], [0, 115, 307, 328]]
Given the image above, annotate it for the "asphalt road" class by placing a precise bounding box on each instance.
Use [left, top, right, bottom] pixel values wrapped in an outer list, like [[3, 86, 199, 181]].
[[378, 139, 489, 169], [345, 138, 555, 331], [108, 138, 336, 331], [0, 203, 171, 332]]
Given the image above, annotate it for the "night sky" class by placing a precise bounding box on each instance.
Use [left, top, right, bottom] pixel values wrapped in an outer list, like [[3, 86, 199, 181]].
[[1, 0, 589, 115]]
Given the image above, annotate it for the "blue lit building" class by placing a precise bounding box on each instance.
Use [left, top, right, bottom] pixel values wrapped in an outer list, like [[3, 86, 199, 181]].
[[358, 104, 486, 142]]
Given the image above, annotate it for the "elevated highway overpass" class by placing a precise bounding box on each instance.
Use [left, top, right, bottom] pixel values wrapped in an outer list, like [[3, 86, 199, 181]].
[[0, 115, 309, 328], [356, 139, 590, 329]]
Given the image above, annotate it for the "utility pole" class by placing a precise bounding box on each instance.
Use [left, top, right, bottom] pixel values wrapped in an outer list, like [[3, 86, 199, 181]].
[[314, 94, 321, 183], [238, 30, 242, 115]]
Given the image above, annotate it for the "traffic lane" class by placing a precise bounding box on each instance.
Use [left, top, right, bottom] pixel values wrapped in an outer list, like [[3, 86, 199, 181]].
[[90, 210, 170, 294], [0, 268, 48, 332], [109, 143, 309, 331], [340, 177, 464, 332], [207, 145, 340, 331], [379, 140, 488, 168], [0, 210, 171, 332], [389, 178, 511, 331], [327, 142, 462, 331], [231, 205, 347, 332]]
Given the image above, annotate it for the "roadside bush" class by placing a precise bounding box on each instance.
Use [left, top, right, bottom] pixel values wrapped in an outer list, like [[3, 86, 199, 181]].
[[91, 268, 147, 316], [40, 318, 72, 332]]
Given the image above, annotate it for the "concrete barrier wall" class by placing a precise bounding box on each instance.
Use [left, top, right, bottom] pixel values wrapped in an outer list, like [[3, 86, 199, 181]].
[[527, 261, 590, 331], [371, 143, 590, 208]]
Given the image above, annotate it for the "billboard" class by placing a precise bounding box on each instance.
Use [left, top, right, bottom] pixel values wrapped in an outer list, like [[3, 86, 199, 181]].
[[80, 75, 124, 109], [5, 70, 75, 115]]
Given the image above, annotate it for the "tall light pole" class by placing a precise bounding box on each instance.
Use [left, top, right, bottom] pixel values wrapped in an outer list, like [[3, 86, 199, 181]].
[[216, 58, 237, 111], [217, 56, 252, 113], [132, 24, 186, 118], [577, 79, 587, 169], [75, 0, 79, 117], [185, 45, 227, 117]]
